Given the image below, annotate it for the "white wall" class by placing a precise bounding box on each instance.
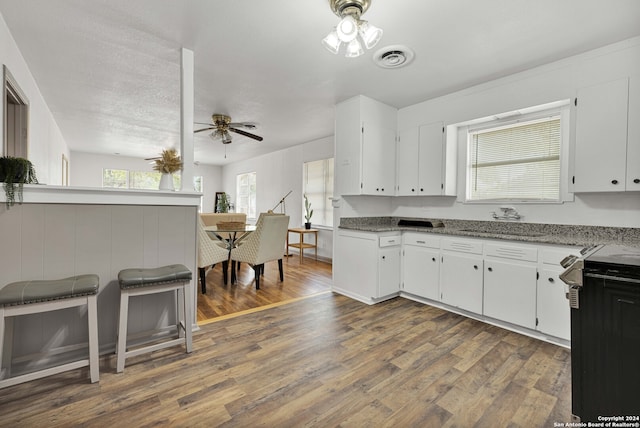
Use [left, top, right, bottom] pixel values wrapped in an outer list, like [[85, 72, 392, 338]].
[[221, 135, 334, 260], [339, 37, 640, 228], [70, 151, 222, 212], [0, 13, 69, 185]]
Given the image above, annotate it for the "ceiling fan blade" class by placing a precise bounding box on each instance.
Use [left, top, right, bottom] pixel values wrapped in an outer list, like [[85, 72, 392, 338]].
[[229, 127, 263, 141], [194, 127, 216, 133], [229, 122, 257, 130]]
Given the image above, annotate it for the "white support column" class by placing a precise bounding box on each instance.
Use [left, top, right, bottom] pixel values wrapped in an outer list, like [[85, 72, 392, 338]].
[[179, 48, 199, 332], [180, 47, 195, 193]]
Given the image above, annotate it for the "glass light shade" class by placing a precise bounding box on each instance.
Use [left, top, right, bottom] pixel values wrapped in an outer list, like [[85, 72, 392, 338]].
[[345, 39, 364, 58], [358, 21, 383, 49], [336, 15, 358, 42], [221, 131, 232, 144], [322, 29, 341, 54]]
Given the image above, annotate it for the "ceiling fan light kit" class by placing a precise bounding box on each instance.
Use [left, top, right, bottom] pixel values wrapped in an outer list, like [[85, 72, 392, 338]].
[[323, 0, 383, 58]]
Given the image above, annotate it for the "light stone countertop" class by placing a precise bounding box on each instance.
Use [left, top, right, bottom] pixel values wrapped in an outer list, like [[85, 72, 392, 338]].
[[339, 217, 640, 248]]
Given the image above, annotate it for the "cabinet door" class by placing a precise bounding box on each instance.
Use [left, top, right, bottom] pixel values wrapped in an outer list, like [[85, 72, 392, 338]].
[[333, 232, 377, 299], [418, 122, 445, 195], [483, 259, 537, 329], [536, 268, 570, 340], [626, 75, 640, 190], [574, 78, 629, 192], [378, 246, 401, 297], [440, 252, 483, 313], [402, 245, 440, 300], [396, 127, 419, 196], [362, 122, 396, 195], [335, 97, 363, 196]]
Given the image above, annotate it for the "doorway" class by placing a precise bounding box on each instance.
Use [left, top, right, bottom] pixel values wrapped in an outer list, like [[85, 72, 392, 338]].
[[3, 65, 29, 157]]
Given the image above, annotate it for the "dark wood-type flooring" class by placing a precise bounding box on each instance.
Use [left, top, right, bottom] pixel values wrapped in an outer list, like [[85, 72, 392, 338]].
[[197, 255, 333, 322], [0, 291, 572, 426]]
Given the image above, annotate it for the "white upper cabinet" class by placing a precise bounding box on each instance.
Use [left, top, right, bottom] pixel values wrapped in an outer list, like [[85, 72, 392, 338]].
[[335, 95, 397, 196], [396, 127, 419, 195], [626, 75, 640, 190], [574, 76, 640, 192], [396, 122, 448, 196]]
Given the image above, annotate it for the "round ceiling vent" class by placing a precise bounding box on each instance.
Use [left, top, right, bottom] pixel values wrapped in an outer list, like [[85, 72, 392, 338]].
[[373, 45, 415, 69]]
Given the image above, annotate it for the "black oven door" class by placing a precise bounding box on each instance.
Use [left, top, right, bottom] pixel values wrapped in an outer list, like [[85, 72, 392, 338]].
[[571, 270, 640, 421]]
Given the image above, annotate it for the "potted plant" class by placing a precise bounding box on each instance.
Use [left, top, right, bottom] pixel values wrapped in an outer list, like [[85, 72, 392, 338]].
[[216, 192, 230, 213], [152, 148, 183, 190], [304, 193, 313, 229], [0, 156, 38, 208]]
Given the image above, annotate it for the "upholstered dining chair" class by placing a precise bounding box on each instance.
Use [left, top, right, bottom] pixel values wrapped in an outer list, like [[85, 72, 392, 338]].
[[230, 211, 284, 279], [230, 214, 289, 289], [197, 217, 231, 293]]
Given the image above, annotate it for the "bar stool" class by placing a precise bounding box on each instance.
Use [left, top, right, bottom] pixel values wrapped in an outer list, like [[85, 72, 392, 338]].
[[116, 264, 193, 373], [0, 275, 100, 389]]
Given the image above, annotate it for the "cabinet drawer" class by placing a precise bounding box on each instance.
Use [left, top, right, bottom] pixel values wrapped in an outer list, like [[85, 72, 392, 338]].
[[441, 238, 483, 254], [402, 232, 440, 248], [485, 243, 537, 262], [379, 235, 401, 247]]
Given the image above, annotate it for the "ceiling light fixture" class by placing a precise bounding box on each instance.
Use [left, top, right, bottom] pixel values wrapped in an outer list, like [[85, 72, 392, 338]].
[[322, 0, 383, 58]]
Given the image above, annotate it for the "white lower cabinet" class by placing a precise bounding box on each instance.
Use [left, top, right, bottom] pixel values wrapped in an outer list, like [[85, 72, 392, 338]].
[[483, 259, 537, 329], [440, 252, 484, 313], [536, 268, 570, 341], [337, 229, 579, 345], [333, 230, 400, 304], [535, 246, 580, 341], [401, 233, 440, 300], [379, 244, 401, 297]]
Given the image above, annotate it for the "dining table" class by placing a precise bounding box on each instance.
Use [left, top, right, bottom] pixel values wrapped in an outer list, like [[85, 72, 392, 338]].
[[204, 224, 257, 283]]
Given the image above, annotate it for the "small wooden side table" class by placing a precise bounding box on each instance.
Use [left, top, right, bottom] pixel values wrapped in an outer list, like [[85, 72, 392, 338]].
[[287, 228, 318, 263]]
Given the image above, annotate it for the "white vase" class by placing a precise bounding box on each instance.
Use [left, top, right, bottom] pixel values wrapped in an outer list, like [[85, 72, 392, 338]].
[[158, 173, 174, 191]]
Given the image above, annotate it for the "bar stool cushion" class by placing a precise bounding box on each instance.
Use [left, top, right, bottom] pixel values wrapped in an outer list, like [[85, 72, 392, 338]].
[[118, 264, 192, 290], [0, 275, 99, 306]]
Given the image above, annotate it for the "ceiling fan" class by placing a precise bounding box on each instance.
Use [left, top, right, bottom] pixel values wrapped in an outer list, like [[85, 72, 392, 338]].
[[194, 114, 263, 144]]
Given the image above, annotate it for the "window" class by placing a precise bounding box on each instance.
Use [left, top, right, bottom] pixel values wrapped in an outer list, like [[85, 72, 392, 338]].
[[236, 172, 256, 219], [102, 169, 199, 194], [103, 169, 129, 188], [130, 171, 162, 189], [466, 113, 562, 202], [303, 158, 334, 227]]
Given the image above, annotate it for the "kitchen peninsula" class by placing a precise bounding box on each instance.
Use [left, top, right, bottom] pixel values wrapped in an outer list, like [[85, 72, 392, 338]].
[[0, 185, 201, 375]]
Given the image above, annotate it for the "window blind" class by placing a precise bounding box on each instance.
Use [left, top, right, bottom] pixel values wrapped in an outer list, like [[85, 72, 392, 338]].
[[303, 158, 334, 227], [468, 116, 561, 201]]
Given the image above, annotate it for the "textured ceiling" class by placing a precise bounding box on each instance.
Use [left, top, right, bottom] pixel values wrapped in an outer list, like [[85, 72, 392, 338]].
[[1, 0, 639, 165]]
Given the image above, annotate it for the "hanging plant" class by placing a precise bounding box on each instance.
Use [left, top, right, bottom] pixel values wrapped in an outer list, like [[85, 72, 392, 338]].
[[152, 148, 183, 174], [0, 156, 38, 209]]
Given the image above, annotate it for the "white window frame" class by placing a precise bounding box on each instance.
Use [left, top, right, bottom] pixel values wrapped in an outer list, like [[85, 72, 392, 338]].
[[303, 157, 334, 228], [456, 100, 571, 204]]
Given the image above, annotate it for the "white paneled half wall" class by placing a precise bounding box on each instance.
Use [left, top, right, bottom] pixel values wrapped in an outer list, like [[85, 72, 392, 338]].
[[0, 203, 198, 374]]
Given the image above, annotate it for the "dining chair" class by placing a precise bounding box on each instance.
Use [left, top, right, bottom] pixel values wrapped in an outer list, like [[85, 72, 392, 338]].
[[233, 211, 285, 273], [230, 214, 289, 289], [197, 217, 231, 293]]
